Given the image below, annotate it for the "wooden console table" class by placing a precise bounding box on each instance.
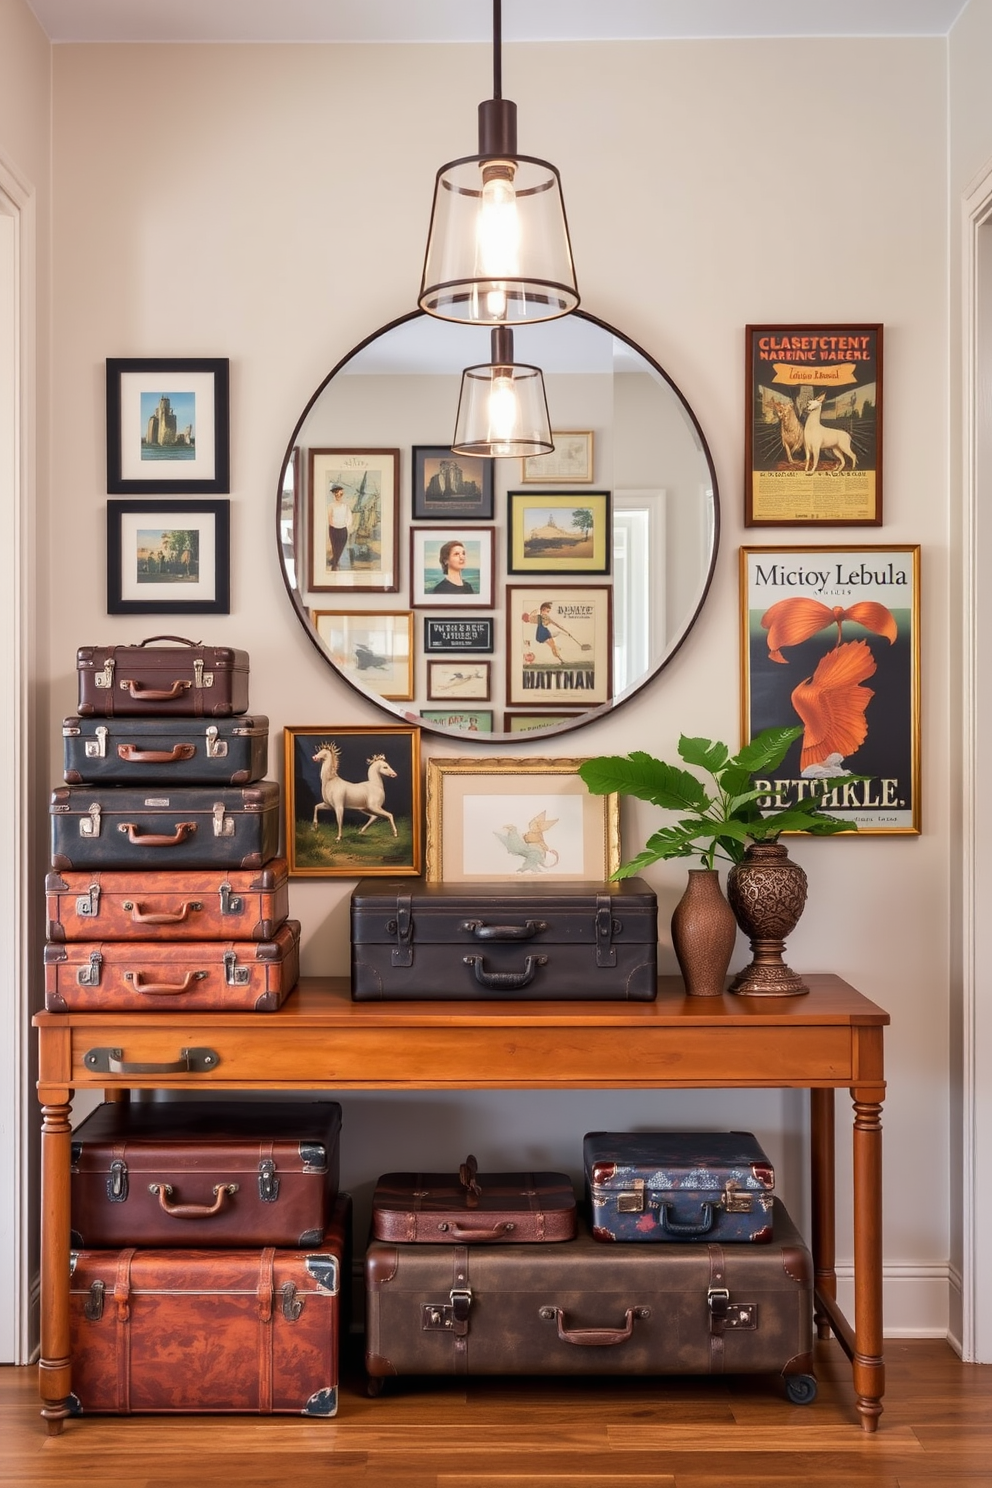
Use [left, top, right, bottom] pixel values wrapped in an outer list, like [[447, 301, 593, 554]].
[[33, 973, 888, 1432]]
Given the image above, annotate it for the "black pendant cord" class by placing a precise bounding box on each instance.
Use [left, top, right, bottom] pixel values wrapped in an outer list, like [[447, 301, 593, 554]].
[[493, 0, 502, 100]]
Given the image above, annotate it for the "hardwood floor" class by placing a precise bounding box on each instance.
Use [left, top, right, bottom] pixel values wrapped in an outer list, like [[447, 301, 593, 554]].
[[2, 1339, 990, 1488]]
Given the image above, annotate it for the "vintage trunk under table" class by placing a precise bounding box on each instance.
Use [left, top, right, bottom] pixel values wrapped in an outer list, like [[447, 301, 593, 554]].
[[33, 972, 888, 1432]]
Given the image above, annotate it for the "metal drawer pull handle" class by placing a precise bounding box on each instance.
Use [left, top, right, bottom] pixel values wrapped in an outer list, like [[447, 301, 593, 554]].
[[117, 744, 196, 764], [126, 900, 202, 926], [83, 1046, 220, 1075], [117, 821, 196, 846], [460, 919, 548, 940], [128, 970, 205, 996], [542, 1305, 649, 1346], [463, 954, 547, 991], [149, 1182, 238, 1218], [120, 678, 191, 701], [659, 1201, 716, 1237]]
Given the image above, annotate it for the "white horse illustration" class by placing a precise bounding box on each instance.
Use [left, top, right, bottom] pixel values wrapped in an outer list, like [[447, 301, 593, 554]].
[[311, 742, 398, 839]]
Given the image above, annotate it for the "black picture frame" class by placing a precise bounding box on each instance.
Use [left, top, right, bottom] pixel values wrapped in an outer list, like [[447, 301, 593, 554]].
[[423, 616, 495, 654], [106, 498, 231, 615], [106, 357, 230, 495], [411, 445, 494, 520]]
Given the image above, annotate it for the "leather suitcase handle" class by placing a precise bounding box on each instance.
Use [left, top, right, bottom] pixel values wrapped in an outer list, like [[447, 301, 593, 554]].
[[460, 919, 548, 941], [148, 1182, 238, 1218], [659, 1201, 716, 1237], [463, 953, 547, 991], [547, 1306, 649, 1346], [446, 1221, 516, 1241], [117, 743, 197, 763], [120, 679, 192, 702], [137, 635, 201, 647], [130, 970, 204, 996], [117, 821, 197, 846], [128, 900, 202, 926]]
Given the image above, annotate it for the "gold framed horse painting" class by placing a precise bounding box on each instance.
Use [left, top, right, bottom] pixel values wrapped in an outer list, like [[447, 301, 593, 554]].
[[283, 724, 421, 876]]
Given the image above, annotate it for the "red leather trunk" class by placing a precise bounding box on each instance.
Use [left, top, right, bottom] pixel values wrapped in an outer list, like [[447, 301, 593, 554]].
[[68, 1194, 349, 1416]]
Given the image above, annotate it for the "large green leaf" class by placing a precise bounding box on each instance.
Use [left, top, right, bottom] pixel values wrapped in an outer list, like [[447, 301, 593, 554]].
[[678, 735, 729, 773], [734, 725, 803, 774], [578, 753, 709, 812]]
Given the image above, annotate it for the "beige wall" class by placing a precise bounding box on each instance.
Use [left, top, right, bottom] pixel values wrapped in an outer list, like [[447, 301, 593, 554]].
[[38, 35, 951, 1331]]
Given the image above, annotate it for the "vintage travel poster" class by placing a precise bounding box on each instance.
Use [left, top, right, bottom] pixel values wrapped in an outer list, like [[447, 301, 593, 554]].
[[740, 546, 920, 834], [745, 325, 882, 525]]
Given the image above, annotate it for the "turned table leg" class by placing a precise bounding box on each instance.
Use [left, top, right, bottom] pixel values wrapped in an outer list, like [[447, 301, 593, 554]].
[[39, 1096, 73, 1433], [851, 1082, 885, 1433], [810, 1087, 837, 1341]]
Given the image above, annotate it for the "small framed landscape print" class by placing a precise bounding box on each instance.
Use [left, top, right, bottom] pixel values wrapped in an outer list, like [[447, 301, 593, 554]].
[[410, 526, 495, 608], [423, 616, 494, 654], [520, 430, 594, 484], [507, 491, 611, 575], [744, 324, 883, 526], [420, 709, 494, 733], [425, 756, 620, 883], [506, 585, 613, 708], [412, 446, 494, 520], [309, 448, 399, 592], [312, 610, 414, 701], [106, 357, 230, 495], [740, 544, 920, 833], [106, 499, 230, 615], [426, 659, 491, 702], [283, 724, 421, 877]]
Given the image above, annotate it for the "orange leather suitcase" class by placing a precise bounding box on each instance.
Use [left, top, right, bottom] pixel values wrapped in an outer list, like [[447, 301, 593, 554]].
[[45, 860, 290, 942]]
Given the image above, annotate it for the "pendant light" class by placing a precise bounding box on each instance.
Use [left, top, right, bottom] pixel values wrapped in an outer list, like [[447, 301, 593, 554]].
[[451, 326, 553, 458], [419, 0, 579, 328]]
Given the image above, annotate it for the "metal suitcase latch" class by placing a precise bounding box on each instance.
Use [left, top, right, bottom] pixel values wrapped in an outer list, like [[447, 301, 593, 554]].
[[722, 1180, 753, 1213], [94, 658, 115, 689], [212, 802, 235, 837], [193, 660, 213, 689], [617, 1179, 645, 1214], [388, 894, 414, 968], [258, 1158, 280, 1202], [224, 950, 250, 986], [205, 725, 227, 758], [79, 803, 102, 838], [707, 1287, 758, 1332], [76, 883, 101, 919], [83, 1280, 105, 1321], [280, 1281, 303, 1321], [595, 896, 619, 968], [84, 726, 108, 759], [422, 1285, 473, 1335], [77, 950, 102, 987], [218, 882, 244, 916], [107, 1158, 128, 1202]]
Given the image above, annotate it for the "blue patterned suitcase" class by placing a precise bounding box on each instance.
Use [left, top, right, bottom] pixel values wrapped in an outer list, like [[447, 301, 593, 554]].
[[584, 1131, 776, 1243]]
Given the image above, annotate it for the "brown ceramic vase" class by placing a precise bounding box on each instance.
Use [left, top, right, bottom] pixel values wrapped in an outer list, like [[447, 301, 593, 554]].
[[670, 867, 738, 997], [726, 840, 809, 997]]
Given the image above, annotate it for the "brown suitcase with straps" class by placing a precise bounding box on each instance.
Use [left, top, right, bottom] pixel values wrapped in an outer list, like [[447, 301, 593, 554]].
[[76, 635, 250, 717]]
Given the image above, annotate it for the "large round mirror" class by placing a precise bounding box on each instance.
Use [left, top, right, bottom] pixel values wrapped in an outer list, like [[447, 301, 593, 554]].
[[277, 309, 719, 741]]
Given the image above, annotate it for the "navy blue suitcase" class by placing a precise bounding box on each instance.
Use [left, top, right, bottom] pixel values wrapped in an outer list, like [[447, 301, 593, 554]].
[[62, 715, 269, 786]]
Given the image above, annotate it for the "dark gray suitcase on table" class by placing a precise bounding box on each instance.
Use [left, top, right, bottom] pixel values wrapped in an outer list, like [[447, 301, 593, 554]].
[[76, 637, 250, 718], [63, 714, 268, 785], [365, 1198, 815, 1402], [351, 876, 658, 1001], [50, 781, 281, 871], [70, 1099, 342, 1248], [584, 1131, 776, 1244]]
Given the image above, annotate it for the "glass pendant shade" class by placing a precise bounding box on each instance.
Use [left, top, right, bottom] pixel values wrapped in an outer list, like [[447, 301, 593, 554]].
[[451, 327, 553, 458]]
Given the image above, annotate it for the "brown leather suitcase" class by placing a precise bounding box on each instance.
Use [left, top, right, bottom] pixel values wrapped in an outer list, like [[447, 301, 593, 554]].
[[68, 1193, 349, 1416], [351, 876, 658, 1001], [70, 1099, 342, 1248], [76, 637, 250, 718], [371, 1156, 577, 1244], [44, 920, 301, 1012], [63, 714, 268, 785], [365, 1198, 816, 1403], [46, 859, 290, 942]]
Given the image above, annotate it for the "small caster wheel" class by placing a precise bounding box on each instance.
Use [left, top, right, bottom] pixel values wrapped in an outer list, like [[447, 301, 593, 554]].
[[785, 1372, 818, 1405], [366, 1375, 386, 1398]]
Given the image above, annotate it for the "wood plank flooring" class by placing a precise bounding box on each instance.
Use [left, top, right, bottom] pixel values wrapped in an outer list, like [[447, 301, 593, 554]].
[[2, 1339, 990, 1488]]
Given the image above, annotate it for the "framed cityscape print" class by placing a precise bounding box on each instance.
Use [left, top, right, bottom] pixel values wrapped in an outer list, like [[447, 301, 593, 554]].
[[312, 610, 414, 701], [106, 498, 230, 615], [308, 448, 399, 592], [410, 527, 495, 607], [283, 724, 421, 877], [412, 446, 494, 520], [740, 545, 920, 833], [507, 491, 611, 575], [106, 357, 230, 495], [505, 585, 613, 707], [744, 324, 883, 526]]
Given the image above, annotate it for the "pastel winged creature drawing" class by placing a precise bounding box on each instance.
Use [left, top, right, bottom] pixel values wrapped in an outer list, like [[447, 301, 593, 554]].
[[494, 811, 561, 873], [760, 598, 897, 774]]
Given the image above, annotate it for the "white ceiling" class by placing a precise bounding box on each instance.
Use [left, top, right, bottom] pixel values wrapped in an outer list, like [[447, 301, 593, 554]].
[[23, 0, 970, 44]]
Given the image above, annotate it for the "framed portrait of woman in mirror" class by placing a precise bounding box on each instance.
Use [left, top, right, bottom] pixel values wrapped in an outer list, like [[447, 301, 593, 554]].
[[410, 527, 495, 608]]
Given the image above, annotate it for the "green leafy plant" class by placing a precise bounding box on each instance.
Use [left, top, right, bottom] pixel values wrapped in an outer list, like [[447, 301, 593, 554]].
[[578, 725, 858, 878]]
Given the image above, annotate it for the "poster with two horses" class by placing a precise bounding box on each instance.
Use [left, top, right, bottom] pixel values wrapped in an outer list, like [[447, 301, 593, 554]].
[[744, 324, 883, 526], [284, 724, 421, 876]]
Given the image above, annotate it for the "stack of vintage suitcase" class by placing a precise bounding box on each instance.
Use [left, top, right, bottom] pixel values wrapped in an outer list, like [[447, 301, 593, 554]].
[[46, 637, 300, 1011], [364, 1134, 817, 1404]]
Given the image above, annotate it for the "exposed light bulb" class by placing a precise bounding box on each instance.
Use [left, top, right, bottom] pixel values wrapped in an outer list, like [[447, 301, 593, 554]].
[[477, 162, 519, 319], [488, 368, 518, 456]]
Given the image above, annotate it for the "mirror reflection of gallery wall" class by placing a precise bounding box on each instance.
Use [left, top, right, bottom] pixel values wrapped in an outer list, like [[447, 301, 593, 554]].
[[278, 310, 719, 742]]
